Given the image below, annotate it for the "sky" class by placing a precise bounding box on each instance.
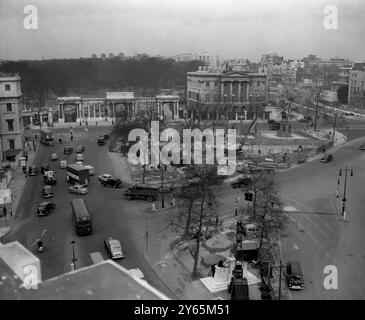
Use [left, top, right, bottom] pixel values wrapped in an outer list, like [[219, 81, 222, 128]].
[[0, 0, 364, 62]]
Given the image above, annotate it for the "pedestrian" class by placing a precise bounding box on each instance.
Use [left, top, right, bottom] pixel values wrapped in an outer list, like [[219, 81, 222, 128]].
[[2, 206, 7, 218], [32, 140, 36, 151], [59, 137, 62, 144], [211, 264, 216, 278], [71, 134, 73, 141]]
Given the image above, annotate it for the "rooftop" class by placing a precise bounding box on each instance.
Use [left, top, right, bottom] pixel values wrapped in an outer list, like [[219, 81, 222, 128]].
[[352, 63, 365, 71]]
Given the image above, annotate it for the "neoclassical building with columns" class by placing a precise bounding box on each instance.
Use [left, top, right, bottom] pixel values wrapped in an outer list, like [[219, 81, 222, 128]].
[[187, 67, 269, 120], [56, 92, 180, 124]]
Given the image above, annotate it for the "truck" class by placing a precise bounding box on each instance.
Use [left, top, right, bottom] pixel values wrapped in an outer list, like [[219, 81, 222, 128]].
[[66, 164, 89, 185]]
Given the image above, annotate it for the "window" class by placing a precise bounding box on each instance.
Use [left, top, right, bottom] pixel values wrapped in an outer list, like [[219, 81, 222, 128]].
[[6, 119, 14, 132], [9, 139, 15, 150], [215, 81, 218, 87], [205, 94, 209, 102], [5, 84, 10, 91], [6, 103, 12, 112], [206, 81, 210, 88]]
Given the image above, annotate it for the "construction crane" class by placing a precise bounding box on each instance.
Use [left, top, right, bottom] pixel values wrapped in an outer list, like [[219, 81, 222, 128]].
[[227, 221, 249, 300], [238, 114, 259, 152]]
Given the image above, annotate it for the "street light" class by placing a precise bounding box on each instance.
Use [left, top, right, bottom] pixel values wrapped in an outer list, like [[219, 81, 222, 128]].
[[71, 240, 77, 270], [338, 167, 354, 221]]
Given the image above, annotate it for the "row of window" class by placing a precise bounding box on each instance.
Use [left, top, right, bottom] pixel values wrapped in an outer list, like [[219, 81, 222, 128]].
[[350, 80, 365, 86], [350, 87, 363, 94], [189, 80, 265, 88]]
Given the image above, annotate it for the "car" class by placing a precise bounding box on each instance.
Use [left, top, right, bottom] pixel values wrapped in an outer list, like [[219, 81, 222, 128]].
[[103, 134, 110, 140], [75, 145, 85, 153], [320, 154, 333, 163], [68, 184, 88, 195], [64, 145, 73, 154], [51, 153, 58, 161], [104, 237, 124, 259], [101, 178, 122, 188], [359, 144, 365, 150], [60, 160, 67, 169], [124, 185, 159, 202], [37, 201, 56, 217], [75, 154, 84, 162], [231, 177, 252, 188], [42, 185, 54, 198], [98, 174, 113, 182], [28, 165, 39, 176], [44, 171, 56, 185], [40, 163, 50, 174], [97, 136, 105, 145], [76, 161, 83, 166], [285, 261, 304, 290]]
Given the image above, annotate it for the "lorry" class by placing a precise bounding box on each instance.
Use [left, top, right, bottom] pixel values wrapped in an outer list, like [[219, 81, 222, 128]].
[[66, 164, 89, 185]]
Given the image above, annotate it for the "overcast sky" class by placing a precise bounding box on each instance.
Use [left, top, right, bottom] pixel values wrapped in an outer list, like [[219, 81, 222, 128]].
[[0, 0, 364, 62]]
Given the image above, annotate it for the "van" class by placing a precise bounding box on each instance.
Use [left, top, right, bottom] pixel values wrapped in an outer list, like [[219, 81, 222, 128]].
[[89, 252, 104, 265], [124, 185, 159, 202], [286, 261, 304, 290]]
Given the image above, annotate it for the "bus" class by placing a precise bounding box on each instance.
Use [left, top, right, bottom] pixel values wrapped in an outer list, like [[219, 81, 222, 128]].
[[40, 128, 54, 146], [70, 199, 92, 236]]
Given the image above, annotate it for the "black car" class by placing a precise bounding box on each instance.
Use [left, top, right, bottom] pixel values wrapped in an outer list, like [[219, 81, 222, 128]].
[[40, 163, 50, 174], [97, 136, 105, 145], [37, 201, 56, 217], [103, 134, 110, 140], [75, 145, 85, 153], [101, 178, 122, 188], [320, 154, 333, 163], [231, 177, 252, 188], [64, 145, 73, 154], [44, 174, 56, 185], [286, 261, 304, 290], [28, 165, 39, 176]]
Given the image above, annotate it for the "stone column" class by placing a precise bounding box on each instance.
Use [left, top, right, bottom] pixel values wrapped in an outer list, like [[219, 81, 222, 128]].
[[176, 101, 179, 119], [238, 81, 241, 103], [246, 83, 249, 101], [220, 82, 224, 101], [229, 82, 233, 102], [93, 104, 96, 121], [87, 104, 90, 120]]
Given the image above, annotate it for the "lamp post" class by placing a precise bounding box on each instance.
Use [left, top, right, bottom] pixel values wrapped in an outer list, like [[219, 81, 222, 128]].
[[235, 197, 239, 216], [71, 240, 77, 270], [338, 167, 353, 221]]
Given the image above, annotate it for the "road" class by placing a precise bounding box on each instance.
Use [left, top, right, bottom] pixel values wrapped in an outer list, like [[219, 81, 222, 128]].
[[275, 134, 365, 299], [6, 126, 177, 299]]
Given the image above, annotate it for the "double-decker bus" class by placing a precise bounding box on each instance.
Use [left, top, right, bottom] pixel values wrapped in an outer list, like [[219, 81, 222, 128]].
[[70, 199, 92, 236], [40, 128, 54, 146]]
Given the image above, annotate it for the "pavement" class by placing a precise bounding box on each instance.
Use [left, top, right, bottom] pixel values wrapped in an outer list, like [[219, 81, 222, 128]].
[[0, 140, 39, 241]]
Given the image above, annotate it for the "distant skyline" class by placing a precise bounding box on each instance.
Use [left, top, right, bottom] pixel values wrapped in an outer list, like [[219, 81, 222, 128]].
[[0, 0, 365, 62]]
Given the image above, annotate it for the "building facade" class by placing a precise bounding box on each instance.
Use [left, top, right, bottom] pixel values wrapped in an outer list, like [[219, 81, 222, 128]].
[[186, 67, 268, 120], [348, 62, 365, 109], [0, 73, 24, 161], [56, 92, 180, 124]]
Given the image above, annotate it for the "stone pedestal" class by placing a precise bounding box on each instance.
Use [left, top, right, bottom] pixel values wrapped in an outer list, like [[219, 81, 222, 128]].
[[200, 257, 261, 293]]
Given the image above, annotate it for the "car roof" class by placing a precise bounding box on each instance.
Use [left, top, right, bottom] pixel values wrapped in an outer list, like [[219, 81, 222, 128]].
[[109, 239, 121, 247], [39, 201, 49, 206]]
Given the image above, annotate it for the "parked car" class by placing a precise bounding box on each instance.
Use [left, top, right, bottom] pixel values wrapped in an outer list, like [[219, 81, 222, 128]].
[[124, 185, 159, 202], [28, 165, 39, 176], [75, 154, 84, 162], [231, 177, 252, 188], [101, 178, 122, 188], [51, 153, 58, 161], [97, 136, 105, 145], [103, 133, 110, 140], [60, 160, 67, 169], [76, 161, 83, 166], [42, 185, 54, 198], [68, 184, 88, 195], [285, 261, 304, 290], [37, 201, 56, 217], [64, 145, 73, 154], [75, 145, 85, 153], [41, 163, 50, 174], [104, 237, 124, 259], [359, 144, 365, 150], [98, 173, 113, 182], [320, 154, 333, 163], [298, 118, 307, 123]]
